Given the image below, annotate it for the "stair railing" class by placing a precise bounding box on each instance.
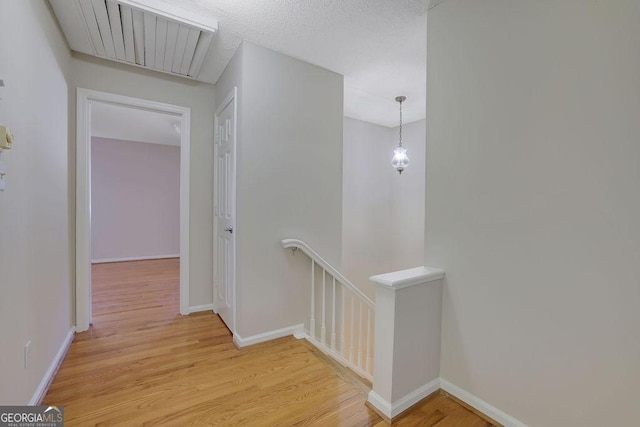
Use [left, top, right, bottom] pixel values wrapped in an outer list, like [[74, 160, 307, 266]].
[[282, 239, 375, 381]]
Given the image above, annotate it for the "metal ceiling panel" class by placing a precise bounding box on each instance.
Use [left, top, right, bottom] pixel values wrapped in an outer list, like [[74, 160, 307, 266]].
[[49, 0, 218, 79]]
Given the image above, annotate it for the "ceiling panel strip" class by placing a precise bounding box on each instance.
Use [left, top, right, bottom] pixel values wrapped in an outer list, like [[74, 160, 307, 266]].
[[78, 0, 106, 56], [180, 28, 200, 75], [188, 32, 213, 77], [172, 26, 190, 74], [155, 18, 168, 71], [106, 0, 126, 61], [48, 0, 94, 53], [131, 8, 144, 65], [143, 13, 156, 68], [120, 5, 136, 63], [163, 21, 180, 72], [91, 0, 117, 59]]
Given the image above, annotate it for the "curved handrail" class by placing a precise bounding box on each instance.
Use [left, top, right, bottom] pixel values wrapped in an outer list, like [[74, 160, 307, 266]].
[[282, 238, 375, 308]]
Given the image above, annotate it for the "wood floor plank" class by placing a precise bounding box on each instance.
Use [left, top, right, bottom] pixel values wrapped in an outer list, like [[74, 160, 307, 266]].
[[44, 259, 494, 426]]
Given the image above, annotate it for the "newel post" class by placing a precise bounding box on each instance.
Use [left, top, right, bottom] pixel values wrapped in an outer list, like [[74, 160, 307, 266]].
[[366, 266, 445, 421]]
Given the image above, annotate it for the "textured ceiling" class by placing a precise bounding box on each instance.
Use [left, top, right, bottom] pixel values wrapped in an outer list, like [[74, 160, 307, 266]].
[[155, 0, 428, 127]]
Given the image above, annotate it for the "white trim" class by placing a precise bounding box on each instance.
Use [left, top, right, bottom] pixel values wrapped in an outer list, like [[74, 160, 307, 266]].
[[367, 390, 392, 418], [296, 331, 372, 382], [189, 304, 214, 313], [76, 88, 191, 332], [440, 379, 527, 427], [233, 324, 305, 349], [367, 378, 525, 424], [369, 266, 445, 290], [117, 0, 218, 33], [76, 89, 92, 332], [91, 254, 180, 264], [29, 327, 75, 405], [367, 378, 441, 419], [178, 98, 191, 317]]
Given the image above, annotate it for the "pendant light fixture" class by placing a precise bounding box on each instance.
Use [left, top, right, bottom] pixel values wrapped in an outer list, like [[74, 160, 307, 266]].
[[391, 96, 409, 174]]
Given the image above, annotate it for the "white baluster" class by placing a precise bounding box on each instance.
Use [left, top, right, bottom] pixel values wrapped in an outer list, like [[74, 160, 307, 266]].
[[366, 307, 372, 374], [350, 293, 355, 362], [341, 286, 346, 356], [281, 239, 376, 381], [321, 269, 326, 344], [358, 301, 363, 368], [331, 277, 336, 350], [310, 259, 315, 339]]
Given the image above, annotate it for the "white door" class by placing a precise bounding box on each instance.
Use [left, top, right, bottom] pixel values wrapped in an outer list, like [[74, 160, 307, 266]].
[[214, 88, 237, 332]]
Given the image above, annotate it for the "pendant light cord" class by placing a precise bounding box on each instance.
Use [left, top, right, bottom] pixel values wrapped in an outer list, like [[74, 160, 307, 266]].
[[398, 99, 403, 147]]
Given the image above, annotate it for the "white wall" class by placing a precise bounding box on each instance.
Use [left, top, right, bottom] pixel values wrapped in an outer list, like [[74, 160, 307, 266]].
[[0, 0, 72, 404], [91, 138, 180, 261], [426, 1, 640, 425], [342, 118, 425, 298], [70, 54, 216, 306], [216, 42, 344, 337], [214, 43, 242, 120]]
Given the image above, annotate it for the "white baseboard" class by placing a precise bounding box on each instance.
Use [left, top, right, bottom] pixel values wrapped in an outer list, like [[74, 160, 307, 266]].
[[233, 324, 305, 348], [295, 331, 373, 382], [29, 326, 75, 405], [189, 304, 214, 313], [367, 378, 440, 419], [440, 378, 527, 427], [366, 378, 525, 425], [91, 254, 180, 264]]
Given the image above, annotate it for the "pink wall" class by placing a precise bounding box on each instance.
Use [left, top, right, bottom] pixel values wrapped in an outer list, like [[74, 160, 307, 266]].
[[91, 137, 180, 261]]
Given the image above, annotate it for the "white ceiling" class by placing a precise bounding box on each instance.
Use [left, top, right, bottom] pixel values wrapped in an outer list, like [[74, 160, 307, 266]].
[[152, 0, 428, 127], [91, 101, 181, 146]]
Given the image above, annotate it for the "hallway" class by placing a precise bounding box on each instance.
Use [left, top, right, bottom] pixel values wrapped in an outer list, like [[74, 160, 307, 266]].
[[43, 259, 380, 425], [43, 259, 491, 426]]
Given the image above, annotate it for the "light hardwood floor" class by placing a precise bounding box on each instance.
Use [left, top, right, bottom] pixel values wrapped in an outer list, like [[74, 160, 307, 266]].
[[44, 259, 494, 426]]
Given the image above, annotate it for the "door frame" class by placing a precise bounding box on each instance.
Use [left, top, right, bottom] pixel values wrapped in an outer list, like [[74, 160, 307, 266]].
[[76, 88, 191, 331], [213, 87, 237, 333]]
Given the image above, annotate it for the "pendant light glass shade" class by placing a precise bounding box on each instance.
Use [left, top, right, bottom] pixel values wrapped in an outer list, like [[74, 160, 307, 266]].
[[391, 145, 409, 174], [392, 95, 409, 174]]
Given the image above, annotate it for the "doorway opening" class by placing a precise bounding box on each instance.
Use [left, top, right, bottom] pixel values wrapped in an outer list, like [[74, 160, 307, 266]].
[[76, 89, 191, 331]]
